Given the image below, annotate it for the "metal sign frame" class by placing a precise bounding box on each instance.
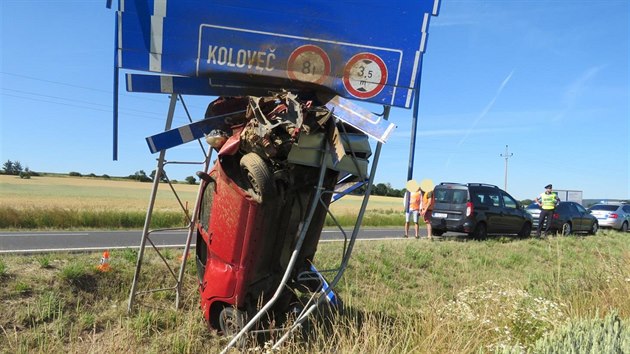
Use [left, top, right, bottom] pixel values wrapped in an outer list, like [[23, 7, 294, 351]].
[[111, 0, 441, 350]]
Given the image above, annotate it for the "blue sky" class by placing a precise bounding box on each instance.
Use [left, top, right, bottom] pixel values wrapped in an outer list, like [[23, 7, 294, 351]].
[[1, 1, 628, 201]]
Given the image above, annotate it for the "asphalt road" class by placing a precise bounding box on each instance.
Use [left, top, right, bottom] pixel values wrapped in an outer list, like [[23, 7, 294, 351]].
[[0, 228, 430, 254]]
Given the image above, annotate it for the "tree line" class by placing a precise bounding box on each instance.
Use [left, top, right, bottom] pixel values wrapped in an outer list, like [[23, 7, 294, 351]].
[[1, 160, 198, 185]]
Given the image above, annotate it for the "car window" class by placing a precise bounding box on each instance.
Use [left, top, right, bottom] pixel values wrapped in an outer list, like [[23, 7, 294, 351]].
[[502, 193, 517, 209], [200, 180, 216, 232], [575, 204, 587, 213], [590, 205, 617, 211], [487, 193, 500, 207], [471, 192, 494, 207], [434, 188, 468, 204], [527, 203, 540, 210], [623, 206, 630, 213], [566, 203, 579, 215]]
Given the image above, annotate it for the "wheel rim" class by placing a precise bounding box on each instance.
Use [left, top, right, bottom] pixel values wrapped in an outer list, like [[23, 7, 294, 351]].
[[562, 223, 571, 235], [219, 307, 245, 336]]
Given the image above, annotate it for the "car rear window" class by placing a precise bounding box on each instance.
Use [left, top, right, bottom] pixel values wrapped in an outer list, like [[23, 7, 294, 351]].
[[434, 188, 468, 204], [590, 205, 618, 211]]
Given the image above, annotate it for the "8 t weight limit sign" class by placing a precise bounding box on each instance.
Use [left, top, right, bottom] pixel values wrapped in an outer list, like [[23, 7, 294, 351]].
[[287, 44, 331, 84]]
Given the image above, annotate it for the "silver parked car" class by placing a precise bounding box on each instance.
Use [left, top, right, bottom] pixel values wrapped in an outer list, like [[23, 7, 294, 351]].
[[588, 202, 630, 232]]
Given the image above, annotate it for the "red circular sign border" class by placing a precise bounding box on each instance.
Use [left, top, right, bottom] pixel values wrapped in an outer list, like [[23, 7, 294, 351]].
[[286, 44, 331, 85], [342, 52, 388, 99]]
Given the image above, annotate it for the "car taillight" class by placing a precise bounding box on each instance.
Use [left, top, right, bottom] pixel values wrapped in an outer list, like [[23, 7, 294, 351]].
[[466, 202, 473, 217], [609, 213, 618, 219], [553, 213, 559, 219]]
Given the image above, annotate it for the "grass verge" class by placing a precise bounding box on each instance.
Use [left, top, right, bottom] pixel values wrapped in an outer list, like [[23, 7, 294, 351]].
[[1, 230, 628, 353]]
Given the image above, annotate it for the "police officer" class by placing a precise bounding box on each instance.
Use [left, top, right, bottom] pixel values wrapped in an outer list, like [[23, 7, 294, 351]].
[[536, 184, 561, 236]]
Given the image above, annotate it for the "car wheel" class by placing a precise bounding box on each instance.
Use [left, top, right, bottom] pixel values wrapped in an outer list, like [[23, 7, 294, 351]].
[[470, 223, 487, 240], [240, 153, 275, 203], [432, 230, 445, 236], [620, 221, 628, 232], [219, 307, 247, 347], [519, 222, 532, 238], [588, 222, 598, 235], [561, 222, 572, 236]]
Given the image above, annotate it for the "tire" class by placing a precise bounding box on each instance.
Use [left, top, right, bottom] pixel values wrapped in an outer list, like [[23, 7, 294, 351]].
[[588, 222, 598, 235], [518, 222, 532, 238], [561, 222, 572, 235], [219, 307, 247, 347], [620, 221, 628, 232], [470, 223, 487, 240], [239, 153, 275, 203]]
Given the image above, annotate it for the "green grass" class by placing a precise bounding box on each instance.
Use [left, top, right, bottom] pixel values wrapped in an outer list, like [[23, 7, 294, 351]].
[[0, 206, 404, 230], [0, 206, 189, 230], [1, 230, 628, 353]]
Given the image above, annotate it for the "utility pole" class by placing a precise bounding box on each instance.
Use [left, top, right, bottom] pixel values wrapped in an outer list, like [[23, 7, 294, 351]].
[[500, 145, 513, 191]]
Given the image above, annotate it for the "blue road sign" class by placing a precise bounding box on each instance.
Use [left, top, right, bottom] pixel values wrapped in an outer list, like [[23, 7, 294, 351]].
[[114, 0, 440, 108]]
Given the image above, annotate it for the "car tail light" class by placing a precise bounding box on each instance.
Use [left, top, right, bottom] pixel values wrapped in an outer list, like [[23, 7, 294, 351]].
[[466, 202, 473, 217], [553, 213, 559, 219], [609, 213, 618, 219]]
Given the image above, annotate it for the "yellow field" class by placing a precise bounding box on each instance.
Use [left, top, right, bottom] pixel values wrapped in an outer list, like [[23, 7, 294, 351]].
[[0, 175, 403, 214]]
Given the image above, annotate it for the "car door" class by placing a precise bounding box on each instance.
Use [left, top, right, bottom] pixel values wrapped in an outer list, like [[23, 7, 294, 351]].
[[483, 189, 503, 233], [568, 202, 586, 231], [623, 206, 630, 229], [574, 203, 592, 231], [500, 192, 524, 234]]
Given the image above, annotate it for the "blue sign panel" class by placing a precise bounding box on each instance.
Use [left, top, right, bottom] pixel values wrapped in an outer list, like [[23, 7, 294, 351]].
[[115, 0, 440, 108]]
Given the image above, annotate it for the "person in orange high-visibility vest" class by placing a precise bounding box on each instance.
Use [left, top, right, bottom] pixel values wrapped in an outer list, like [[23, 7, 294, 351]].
[[421, 189, 435, 240], [404, 187, 422, 238]]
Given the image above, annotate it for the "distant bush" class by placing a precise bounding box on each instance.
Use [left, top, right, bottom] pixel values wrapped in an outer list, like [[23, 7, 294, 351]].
[[69, 172, 82, 177], [102, 174, 111, 179], [87, 173, 97, 178], [128, 170, 152, 182], [19, 171, 31, 179]]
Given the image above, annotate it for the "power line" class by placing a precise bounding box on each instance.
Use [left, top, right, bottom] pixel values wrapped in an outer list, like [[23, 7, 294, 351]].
[[1, 92, 189, 123], [0, 71, 207, 109]]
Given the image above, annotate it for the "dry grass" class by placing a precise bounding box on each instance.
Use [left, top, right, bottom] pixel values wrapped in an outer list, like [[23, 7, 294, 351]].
[[0, 175, 200, 212], [1, 230, 628, 353], [0, 175, 402, 213]]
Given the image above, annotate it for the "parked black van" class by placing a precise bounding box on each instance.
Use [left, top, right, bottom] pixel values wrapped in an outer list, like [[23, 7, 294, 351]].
[[430, 183, 532, 239]]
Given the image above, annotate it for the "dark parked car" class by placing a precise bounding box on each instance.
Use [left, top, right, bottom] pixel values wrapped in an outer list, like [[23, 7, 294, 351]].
[[588, 202, 630, 232], [430, 183, 533, 239], [525, 202, 598, 235]]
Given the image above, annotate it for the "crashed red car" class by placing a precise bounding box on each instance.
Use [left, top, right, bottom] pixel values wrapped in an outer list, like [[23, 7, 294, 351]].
[[194, 92, 369, 336]]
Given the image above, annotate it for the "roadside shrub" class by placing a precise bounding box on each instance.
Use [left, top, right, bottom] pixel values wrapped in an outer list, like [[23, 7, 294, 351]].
[[68, 171, 82, 177], [438, 280, 566, 350], [497, 312, 629, 353], [37, 255, 52, 268]]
